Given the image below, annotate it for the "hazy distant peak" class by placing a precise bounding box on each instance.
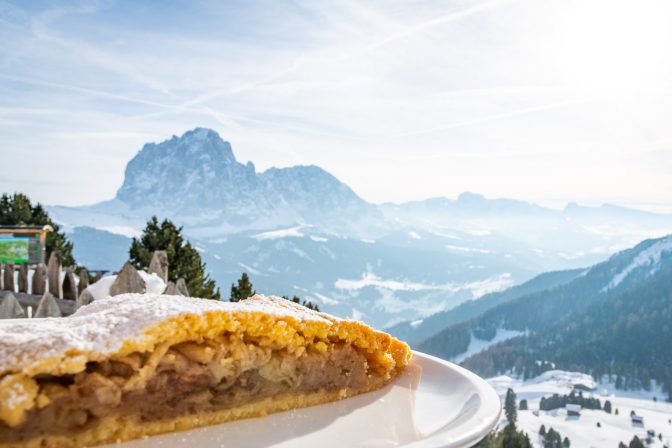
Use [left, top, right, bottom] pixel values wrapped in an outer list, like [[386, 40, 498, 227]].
[[457, 191, 487, 202], [262, 164, 341, 184]]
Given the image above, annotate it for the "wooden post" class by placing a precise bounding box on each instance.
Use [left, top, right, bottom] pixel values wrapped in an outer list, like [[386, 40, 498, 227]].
[[47, 252, 61, 298], [3, 262, 14, 292], [76, 288, 94, 310], [175, 278, 189, 297], [0, 293, 25, 319], [62, 268, 78, 300], [32, 263, 46, 295], [35, 292, 62, 318], [18, 263, 28, 293], [39, 232, 47, 265], [78, 268, 89, 295], [110, 262, 146, 296], [149, 250, 169, 283]]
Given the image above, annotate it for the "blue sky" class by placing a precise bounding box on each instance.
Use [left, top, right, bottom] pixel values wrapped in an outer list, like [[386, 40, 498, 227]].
[[1, 0, 671, 211]]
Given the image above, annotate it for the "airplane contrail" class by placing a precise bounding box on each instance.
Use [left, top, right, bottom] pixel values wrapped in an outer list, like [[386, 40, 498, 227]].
[[395, 97, 597, 137]]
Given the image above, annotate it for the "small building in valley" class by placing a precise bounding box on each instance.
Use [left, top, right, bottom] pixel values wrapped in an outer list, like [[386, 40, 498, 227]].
[[566, 404, 582, 417]]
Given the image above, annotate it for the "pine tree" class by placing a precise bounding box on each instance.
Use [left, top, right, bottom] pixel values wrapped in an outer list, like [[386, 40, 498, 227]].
[[562, 436, 570, 448], [628, 436, 645, 448], [618, 442, 627, 448], [543, 427, 565, 448], [473, 431, 498, 448], [0, 193, 75, 266], [281, 295, 320, 312], [539, 425, 546, 436], [129, 216, 220, 299], [474, 423, 531, 447], [504, 388, 518, 423], [519, 399, 528, 410], [501, 423, 532, 448], [230, 272, 255, 302], [604, 400, 612, 413]]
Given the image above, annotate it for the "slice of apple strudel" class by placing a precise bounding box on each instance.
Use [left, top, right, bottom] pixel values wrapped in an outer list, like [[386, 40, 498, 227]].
[[0, 294, 410, 447]]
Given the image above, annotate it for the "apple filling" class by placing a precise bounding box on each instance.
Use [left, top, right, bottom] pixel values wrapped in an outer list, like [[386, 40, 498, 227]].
[[0, 334, 372, 444]]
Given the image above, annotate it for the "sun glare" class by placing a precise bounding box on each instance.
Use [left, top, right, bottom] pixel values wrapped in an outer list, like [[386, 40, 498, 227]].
[[552, 0, 672, 91]]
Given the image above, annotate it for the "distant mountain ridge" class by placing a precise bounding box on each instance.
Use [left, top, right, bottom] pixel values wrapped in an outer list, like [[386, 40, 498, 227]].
[[45, 128, 672, 329]]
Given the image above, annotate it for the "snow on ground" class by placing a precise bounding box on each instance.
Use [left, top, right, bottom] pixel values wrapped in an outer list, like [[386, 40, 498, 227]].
[[451, 327, 527, 363], [445, 244, 493, 254], [137, 271, 167, 295], [87, 276, 117, 301], [252, 226, 305, 240], [334, 272, 513, 298], [488, 370, 672, 448], [86, 271, 166, 301], [410, 319, 423, 328], [335, 272, 439, 292], [99, 225, 142, 238]]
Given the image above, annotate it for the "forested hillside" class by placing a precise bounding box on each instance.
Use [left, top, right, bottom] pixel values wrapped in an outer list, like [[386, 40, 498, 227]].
[[388, 268, 583, 346], [417, 236, 672, 399], [464, 261, 672, 398]]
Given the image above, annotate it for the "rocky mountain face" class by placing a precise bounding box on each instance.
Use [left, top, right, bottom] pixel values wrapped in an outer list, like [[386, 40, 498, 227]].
[[114, 128, 381, 236], [117, 128, 255, 211]]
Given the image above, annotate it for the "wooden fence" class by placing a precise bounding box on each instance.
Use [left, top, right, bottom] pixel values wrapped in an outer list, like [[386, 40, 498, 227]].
[[0, 250, 183, 319]]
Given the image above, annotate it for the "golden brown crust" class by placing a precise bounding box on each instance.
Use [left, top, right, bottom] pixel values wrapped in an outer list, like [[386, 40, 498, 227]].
[[0, 294, 411, 447], [0, 294, 406, 378]]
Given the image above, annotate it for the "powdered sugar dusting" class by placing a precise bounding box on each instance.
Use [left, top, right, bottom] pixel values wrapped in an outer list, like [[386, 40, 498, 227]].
[[0, 294, 333, 376]]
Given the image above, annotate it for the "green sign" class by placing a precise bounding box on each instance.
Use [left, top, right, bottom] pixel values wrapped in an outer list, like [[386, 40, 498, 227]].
[[0, 236, 31, 264]]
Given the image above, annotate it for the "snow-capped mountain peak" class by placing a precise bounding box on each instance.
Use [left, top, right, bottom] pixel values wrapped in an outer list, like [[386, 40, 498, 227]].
[[112, 128, 379, 237]]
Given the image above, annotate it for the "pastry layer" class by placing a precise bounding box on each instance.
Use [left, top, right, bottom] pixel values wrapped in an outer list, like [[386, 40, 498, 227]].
[[0, 294, 411, 447]]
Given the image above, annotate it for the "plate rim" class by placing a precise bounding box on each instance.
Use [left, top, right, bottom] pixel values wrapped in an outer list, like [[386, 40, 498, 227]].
[[406, 350, 502, 448]]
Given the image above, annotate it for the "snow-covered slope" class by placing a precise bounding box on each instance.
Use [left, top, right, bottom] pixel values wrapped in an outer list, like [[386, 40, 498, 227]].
[[419, 234, 672, 363], [603, 235, 672, 291], [451, 327, 527, 363], [489, 371, 672, 447]]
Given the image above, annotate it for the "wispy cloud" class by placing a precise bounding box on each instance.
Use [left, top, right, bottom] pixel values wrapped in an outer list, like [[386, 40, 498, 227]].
[[0, 0, 670, 208], [0, 74, 177, 109]]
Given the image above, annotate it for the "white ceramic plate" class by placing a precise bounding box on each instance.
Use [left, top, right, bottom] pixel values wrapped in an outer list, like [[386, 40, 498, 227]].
[[103, 351, 500, 448]]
